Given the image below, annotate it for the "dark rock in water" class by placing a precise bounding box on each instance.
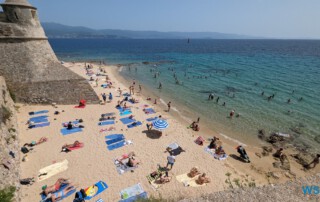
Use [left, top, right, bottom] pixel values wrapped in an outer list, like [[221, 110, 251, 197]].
[[258, 129, 266, 140], [314, 136, 320, 144], [290, 126, 302, 134], [142, 61, 150, 65], [267, 133, 285, 144]]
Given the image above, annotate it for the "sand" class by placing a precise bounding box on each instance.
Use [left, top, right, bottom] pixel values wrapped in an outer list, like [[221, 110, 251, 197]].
[[18, 62, 319, 202]]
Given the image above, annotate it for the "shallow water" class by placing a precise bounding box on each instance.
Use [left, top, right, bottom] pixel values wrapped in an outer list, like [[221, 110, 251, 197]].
[[50, 39, 320, 150]]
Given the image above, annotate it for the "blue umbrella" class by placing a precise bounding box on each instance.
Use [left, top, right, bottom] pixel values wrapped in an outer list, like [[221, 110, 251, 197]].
[[152, 119, 169, 130]]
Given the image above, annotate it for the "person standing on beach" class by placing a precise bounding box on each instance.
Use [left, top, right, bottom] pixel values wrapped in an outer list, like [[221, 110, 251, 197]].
[[154, 98, 157, 104], [139, 84, 142, 92], [118, 88, 122, 97], [167, 102, 171, 112], [159, 82, 162, 89], [197, 117, 200, 123], [102, 93, 107, 103], [109, 92, 113, 102], [132, 85, 135, 95], [166, 154, 176, 170], [216, 96, 220, 103]]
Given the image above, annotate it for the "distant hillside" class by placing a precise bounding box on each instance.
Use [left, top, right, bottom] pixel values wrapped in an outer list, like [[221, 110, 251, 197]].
[[42, 22, 257, 39]]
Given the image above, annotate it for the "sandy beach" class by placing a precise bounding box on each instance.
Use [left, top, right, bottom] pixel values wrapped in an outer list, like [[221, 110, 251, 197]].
[[18, 62, 319, 202]]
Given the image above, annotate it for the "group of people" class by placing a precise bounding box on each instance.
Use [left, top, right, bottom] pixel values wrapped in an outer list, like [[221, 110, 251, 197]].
[[187, 167, 210, 185], [41, 178, 75, 202]]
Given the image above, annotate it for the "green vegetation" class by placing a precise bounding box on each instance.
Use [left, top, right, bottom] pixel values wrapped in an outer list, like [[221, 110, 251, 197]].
[[0, 186, 16, 202], [1, 105, 12, 123], [135, 194, 178, 202], [8, 128, 16, 133], [225, 173, 256, 189]]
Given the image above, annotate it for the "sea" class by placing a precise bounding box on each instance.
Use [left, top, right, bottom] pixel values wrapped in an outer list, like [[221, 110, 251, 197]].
[[49, 39, 320, 151]]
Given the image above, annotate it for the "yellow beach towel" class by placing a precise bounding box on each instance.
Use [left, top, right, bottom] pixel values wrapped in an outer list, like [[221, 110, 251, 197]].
[[38, 159, 68, 181]]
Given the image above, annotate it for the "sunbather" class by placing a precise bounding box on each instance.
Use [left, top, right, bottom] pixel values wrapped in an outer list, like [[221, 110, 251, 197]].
[[126, 156, 140, 167], [215, 146, 226, 159], [42, 178, 70, 196], [196, 173, 210, 185], [208, 137, 219, 149], [24, 137, 47, 147], [61, 141, 81, 152], [193, 124, 200, 131], [189, 121, 196, 129], [42, 184, 75, 202], [158, 171, 170, 184], [188, 167, 201, 178]]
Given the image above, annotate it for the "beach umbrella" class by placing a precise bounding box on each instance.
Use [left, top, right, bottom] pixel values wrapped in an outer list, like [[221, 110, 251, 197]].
[[152, 119, 169, 130]]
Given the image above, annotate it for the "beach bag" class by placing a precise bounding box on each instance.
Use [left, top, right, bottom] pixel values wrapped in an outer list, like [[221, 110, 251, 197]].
[[21, 146, 29, 154]]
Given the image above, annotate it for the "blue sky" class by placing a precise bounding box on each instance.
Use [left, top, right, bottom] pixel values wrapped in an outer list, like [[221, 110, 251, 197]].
[[26, 0, 320, 39]]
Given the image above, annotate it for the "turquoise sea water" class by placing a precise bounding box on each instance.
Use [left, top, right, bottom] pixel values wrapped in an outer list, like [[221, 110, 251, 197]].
[[50, 39, 320, 150]]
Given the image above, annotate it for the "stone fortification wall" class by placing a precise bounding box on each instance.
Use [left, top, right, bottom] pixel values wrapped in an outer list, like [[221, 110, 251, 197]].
[[0, 76, 20, 201], [0, 40, 99, 104]]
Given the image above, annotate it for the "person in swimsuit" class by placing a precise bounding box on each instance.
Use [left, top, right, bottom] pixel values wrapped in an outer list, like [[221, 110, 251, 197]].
[[127, 157, 140, 167], [188, 167, 201, 178], [43, 185, 75, 202], [42, 178, 70, 196], [196, 173, 210, 185], [61, 141, 81, 152]]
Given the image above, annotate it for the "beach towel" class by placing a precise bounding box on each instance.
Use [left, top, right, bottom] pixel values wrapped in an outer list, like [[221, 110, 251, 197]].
[[144, 108, 155, 114], [98, 120, 115, 126], [123, 93, 131, 97], [29, 122, 50, 129], [120, 110, 132, 116], [96, 199, 104, 202], [114, 158, 137, 174], [106, 136, 125, 145], [120, 183, 147, 202], [204, 147, 228, 160], [127, 121, 142, 129], [29, 110, 49, 116], [101, 84, 108, 88], [102, 112, 115, 117], [120, 117, 136, 125], [84, 181, 108, 200], [105, 134, 124, 140], [67, 143, 84, 151], [29, 115, 48, 121], [176, 173, 206, 187], [60, 127, 83, 135], [38, 159, 68, 181], [31, 118, 48, 123], [107, 140, 126, 151], [40, 184, 76, 202], [146, 117, 158, 122], [62, 120, 80, 127]]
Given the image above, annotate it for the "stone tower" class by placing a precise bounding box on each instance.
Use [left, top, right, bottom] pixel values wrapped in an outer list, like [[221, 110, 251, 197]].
[[0, 0, 99, 104]]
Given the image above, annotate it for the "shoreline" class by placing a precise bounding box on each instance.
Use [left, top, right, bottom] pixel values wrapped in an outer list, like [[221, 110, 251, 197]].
[[17, 62, 319, 202]]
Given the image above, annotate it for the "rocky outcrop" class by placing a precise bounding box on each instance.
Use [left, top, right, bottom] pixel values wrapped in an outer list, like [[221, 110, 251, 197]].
[[0, 76, 20, 201]]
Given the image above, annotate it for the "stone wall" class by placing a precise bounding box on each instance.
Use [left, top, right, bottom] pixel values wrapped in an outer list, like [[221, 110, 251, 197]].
[[0, 40, 100, 104], [0, 76, 20, 201]]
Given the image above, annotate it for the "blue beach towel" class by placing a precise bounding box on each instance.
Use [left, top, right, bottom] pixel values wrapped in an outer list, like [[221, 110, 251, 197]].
[[98, 120, 115, 126], [146, 117, 158, 122], [29, 110, 49, 116], [127, 121, 142, 128], [106, 136, 125, 145], [31, 118, 48, 123], [107, 140, 126, 151], [105, 134, 124, 140], [40, 184, 76, 202], [29, 115, 48, 121], [119, 183, 147, 202], [120, 117, 135, 125], [60, 127, 83, 135], [29, 122, 50, 129], [120, 110, 132, 116], [101, 84, 108, 88], [144, 108, 155, 114], [84, 181, 108, 200]]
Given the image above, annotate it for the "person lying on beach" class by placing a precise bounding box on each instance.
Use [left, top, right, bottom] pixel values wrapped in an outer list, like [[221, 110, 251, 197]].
[[158, 171, 171, 184], [26, 120, 35, 128], [42, 185, 75, 202], [42, 178, 70, 196], [215, 146, 226, 156], [188, 167, 201, 178], [189, 121, 196, 129], [129, 115, 135, 119], [99, 116, 116, 121], [117, 152, 136, 162], [147, 97, 151, 101], [126, 156, 140, 167], [193, 124, 200, 131], [23, 137, 47, 147], [305, 154, 320, 169], [196, 173, 210, 185], [61, 141, 81, 152]]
